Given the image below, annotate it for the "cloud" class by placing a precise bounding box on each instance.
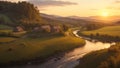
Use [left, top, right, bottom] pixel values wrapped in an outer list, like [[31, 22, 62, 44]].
[[0, 0, 26, 2], [106, 6, 120, 10], [114, 0, 120, 3], [0, 0, 77, 7], [90, 9, 98, 10], [28, 0, 78, 7], [0, 0, 77, 10]]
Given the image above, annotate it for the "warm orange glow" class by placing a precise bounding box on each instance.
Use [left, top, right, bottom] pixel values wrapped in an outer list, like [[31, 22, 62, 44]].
[[97, 10, 112, 22], [100, 10, 110, 17], [101, 12, 109, 17]]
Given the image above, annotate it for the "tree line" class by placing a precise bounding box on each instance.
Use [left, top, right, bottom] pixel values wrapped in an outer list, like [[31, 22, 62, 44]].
[[0, 1, 41, 26]]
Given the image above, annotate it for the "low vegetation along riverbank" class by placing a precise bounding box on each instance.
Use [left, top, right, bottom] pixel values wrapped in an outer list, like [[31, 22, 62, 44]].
[[0, 29, 85, 67], [78, 26, 120, 42]]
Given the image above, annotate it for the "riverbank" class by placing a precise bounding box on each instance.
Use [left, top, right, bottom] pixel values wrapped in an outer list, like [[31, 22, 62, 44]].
[[75, 43, 120, 68], [0, 29, 85, 67]]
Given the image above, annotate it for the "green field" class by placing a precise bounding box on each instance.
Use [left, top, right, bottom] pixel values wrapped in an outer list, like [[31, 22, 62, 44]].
[[0, 25, 13, 33], [82, 26, 120, 37], [0, 14, 13, 25], [0, 29, 85, 64], [0, 37, 17, 43]]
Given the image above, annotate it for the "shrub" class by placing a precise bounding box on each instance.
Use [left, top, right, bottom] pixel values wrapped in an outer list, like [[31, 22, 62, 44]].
[[7, 48, 12, 52], [97, 61, 109, 68], [96, 33, 100, 36], [108, 46, 120, 53]]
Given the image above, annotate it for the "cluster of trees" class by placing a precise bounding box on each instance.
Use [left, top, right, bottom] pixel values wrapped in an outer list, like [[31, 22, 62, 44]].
[[0, 1, 41, 26], [98, 43, 120, 68], [83, 23, 105, 31]]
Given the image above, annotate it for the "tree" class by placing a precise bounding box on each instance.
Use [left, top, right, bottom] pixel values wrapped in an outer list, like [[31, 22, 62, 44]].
[[96, 33, 100, 36]]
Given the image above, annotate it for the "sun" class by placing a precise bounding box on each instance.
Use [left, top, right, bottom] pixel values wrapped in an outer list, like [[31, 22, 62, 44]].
[[102, 12, 109, 17], [100, 11, 109, 17]]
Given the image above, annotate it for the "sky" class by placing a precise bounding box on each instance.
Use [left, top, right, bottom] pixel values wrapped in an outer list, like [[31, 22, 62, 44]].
[[1, 0, 120, 17]]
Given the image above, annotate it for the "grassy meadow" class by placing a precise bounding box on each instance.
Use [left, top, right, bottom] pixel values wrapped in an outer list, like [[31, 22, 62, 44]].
[[82, 26, 120, 37], [0, 29, 85, 65], [0, 37, 17, 43], [0, 25, 13, 33], [79, 26, 120, 42]]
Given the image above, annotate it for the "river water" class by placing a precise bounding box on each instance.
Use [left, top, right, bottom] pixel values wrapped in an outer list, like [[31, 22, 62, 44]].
[[11, 30, 115, 68]]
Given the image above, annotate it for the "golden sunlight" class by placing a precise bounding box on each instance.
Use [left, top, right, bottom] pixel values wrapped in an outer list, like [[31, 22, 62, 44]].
[[98, 10, 112, 22], [100, 10, 110, 17], [101, 12, 109, 17]]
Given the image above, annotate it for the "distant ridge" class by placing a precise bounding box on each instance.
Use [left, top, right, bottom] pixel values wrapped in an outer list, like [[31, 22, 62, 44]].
[[40, 13, 104, 26]]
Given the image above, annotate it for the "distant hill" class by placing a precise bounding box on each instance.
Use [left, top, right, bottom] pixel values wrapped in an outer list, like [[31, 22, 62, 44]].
[[114, 21, 120, 25], [69, 16, 120, 24], [68, 16, 120, 24], [40, 13, 104, 27]]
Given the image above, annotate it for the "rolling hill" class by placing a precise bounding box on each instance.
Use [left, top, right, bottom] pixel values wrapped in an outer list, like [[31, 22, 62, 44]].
[[40, 13, 105, 27]]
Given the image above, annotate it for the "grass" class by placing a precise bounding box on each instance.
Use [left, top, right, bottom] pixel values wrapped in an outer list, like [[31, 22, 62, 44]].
[[0, 29, 85, 65], [75, 49, 111, 68], [0, 37, 17, 43], [79, 26, 120, 42], [0, 30, 12, 33], [0, 14, 13, 24], [0, 24, 26, 38], [82, 26, 120, 37], [0, 24, 13, 33], [0, 25, 13, 30]]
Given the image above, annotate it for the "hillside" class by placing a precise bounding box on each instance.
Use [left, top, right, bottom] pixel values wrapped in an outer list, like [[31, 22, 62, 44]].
[[0, 1, 41, 26]]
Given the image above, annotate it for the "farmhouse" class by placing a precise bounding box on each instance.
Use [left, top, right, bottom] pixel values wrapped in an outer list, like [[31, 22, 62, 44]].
[[53, 26, 61, 33], [41, 25, 51, 29], [41, 25, 51, 32], [33, 27, 41, 31], [33, 25, 62, 33]]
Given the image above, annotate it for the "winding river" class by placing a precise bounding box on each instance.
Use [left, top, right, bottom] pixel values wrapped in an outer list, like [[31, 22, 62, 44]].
[[11, 30, 116, 68]]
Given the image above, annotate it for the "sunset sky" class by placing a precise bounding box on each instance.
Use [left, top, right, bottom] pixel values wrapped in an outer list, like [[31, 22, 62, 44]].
[[1, 0, 120, 17]]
